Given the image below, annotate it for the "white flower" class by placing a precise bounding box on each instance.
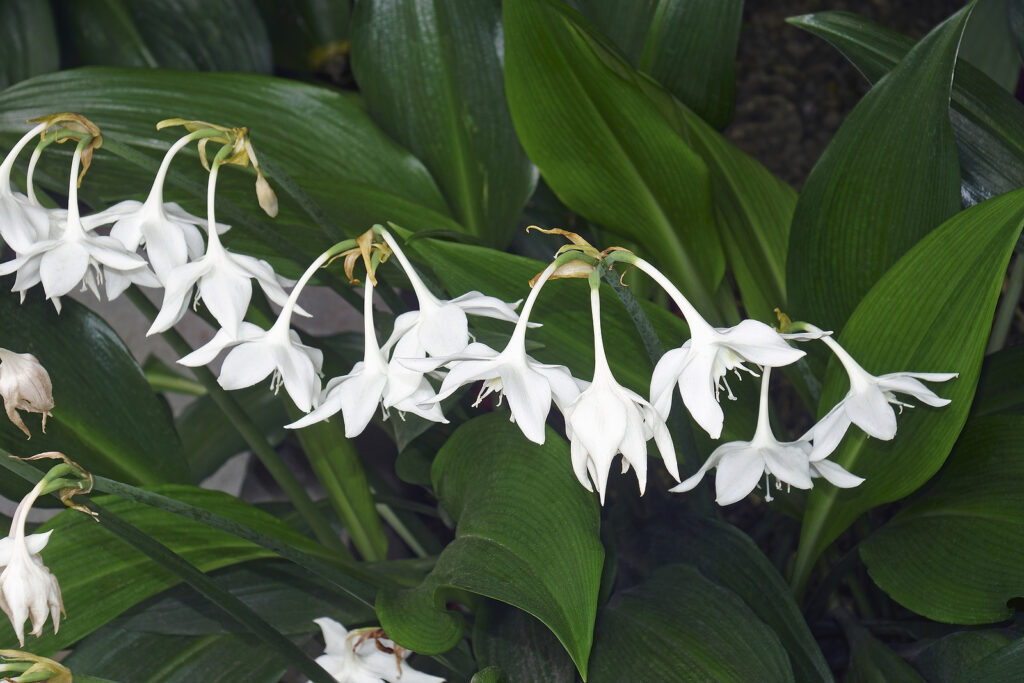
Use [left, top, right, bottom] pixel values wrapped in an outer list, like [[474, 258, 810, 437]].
[[564, 286, 678, 503], [147, 156, 293, 337], [286, 279, 446, 435], [310, 617, 444, 683], [0, 480, 63, 647], [179, 252, 328, 412], [0, 348, 54, 438], [85, 132, 230, 284], [808, 327, 957, 459], [634, 257, 804, 439], [0, 122, 51, 253], [378, 229, 523, 358], [0, 141, 158, 310], [672, 367, 863, 505], [420, 261, 583, 445]]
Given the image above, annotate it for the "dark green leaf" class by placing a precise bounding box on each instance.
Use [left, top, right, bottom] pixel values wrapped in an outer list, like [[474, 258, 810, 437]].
[[503, 0, 724, 316], [786, 6, 971, 331], [256, 0, 351, 76], [970, 344, 1024, 417], [584, 0, 743, 128], [840, 616, 924, 683], [860, 416, 1024, 624], [0, 290, 190, 488], [912, 630, 1013, 683], [959, 0, 1020, 92], [376, 414, 604, 678], [959, 636, 1024, 682], [473, 601, 577, 683], [792, 187, 1024, 592], [351, 0, 535, 245], [0, 0, 59, 89], [588, 564, 793, 682], [59, 0, 273, 72]]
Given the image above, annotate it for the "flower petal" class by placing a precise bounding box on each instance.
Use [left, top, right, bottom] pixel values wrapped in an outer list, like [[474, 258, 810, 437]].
[[677, 346, 724, 439], [716, 319, 805, 368], [811, 459, 865, 488], [217, 341, 276, 391], [878, 372, 956, 407], [650, 345, 689, 419], [417, 301, 469, 357], [502, 361, 553, 445], [713, 443, 765, 505], [763, 443, 813, 490], [845, 384, 898, 440], [39, 242, 89, 298]]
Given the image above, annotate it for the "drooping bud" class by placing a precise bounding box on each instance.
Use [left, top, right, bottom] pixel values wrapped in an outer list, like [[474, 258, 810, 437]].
[[0, 350, 54, 439], [0, 650, 71, 683]]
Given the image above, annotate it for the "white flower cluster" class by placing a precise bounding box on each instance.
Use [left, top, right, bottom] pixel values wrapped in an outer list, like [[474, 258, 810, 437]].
[[0, 120, 957, 508], [309, 617, 444, 683]]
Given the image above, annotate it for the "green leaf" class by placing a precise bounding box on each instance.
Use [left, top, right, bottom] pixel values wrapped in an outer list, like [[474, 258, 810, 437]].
[[588, 564, 793, 682], [840, 616, 925, 683], [787, 10, 1024, 209], [472, 601, 577, 683], [256, 0, 351, 75], [59, 0, 273, 72], [792, 187, 1024, 592], [912, 630, 1013, 683], [786, 5, 971, 331], [583, 0, 743, 128], [376, 414, 604, 678], [0, 0, 59, 90], [66, 628, 290, 683], [351, 0, 535, 245], [860, 416, 1024, 624], [0, 290, 190, 487], [959, 636, 1024, 682], [970, 344, 1024, 417], [959, 0, 1020, 92], [503, 0, 724, 316]]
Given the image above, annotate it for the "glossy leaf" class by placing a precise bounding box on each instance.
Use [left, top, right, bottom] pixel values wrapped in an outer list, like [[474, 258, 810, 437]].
[[787, 10, 1024, 209], [584, 0, 743, 128], [792, 187, 1024, 592], [588, 564, 793, 682], [0, 290, 190, 487], [860, 416, 1024, 624], [472, 601, 577, 683], [0, 0, 59, 89], [959, 0, 1020, 92], [376, 414, 604, 678], [60, 0, 273, 72], [351, 0, 535, 245], [970, 344, 1024, 417], [786, 5, 970, 331], [503, 0, 724, 316], [960, 637, 1024, 682]]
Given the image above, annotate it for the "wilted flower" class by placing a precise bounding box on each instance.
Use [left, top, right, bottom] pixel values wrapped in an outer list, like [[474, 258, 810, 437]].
[[564, 286, 678, 503], [310, 617, 444, 683], [0, 349, 54, 438]]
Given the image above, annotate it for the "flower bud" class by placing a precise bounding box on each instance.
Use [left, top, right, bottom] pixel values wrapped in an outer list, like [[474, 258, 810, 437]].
[[0, 349, 54, 439]]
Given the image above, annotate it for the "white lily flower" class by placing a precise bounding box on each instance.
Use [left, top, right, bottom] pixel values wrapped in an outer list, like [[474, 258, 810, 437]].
[[378, 229, 523, 358], [0, 141, 158, 311], [564, 286, 678, 504], [672, 367, 863, 505], [0, 348, 54, 439], [147, 154, 294, 337], [84, 132, 230, 284], [179, 252, 328, 412], [0, 122, 51, 253], [310, 617, 445, 683], [421, 260, 583, 445], [0, 479, 64, 647], [634, 258, 804, 439], [807, 326, 957, 459], [286, 279, 446, 435]]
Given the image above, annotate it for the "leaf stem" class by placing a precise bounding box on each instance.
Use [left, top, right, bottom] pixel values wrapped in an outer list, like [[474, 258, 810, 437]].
[[986, 254, 1024, 353]]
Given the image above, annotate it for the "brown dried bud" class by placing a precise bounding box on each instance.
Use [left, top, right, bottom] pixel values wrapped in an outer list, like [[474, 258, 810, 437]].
[[0, 350, 53, 439]]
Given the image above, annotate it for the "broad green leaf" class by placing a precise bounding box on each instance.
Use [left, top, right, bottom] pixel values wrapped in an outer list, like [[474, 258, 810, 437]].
[[792, 187, 1024, 592], [376, 414, 604, 678], [351, 0, 536, 245], [583, 0, 743, 128], [970, 344, 1024, 417], [960, 637, 1024, 682], [588, 564, 793, 682], [60, 0, 273, 72], [842, 617, 925, 682], [503, 0, 724, 316], [912, 631, 1013, 683], [787, 10, 1024, 209], [786, 6, 971, 331], [472, 601, 577, 683], [0, 0, 59, 90], [860, 416, 1024, 624], [959, 0, 1020, 92], [0, 290, 190, 488], [256, 0, 351, 75], [4, 486, 327, 653], [1012, 0, 1024, 64], [65, 628, 291, 683]]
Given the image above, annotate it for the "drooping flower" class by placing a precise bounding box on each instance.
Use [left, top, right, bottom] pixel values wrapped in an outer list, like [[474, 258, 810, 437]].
[[0, 122, 51, 253], [147, 151, 293, 337], [286, 279, 446, 435], [0, 479, 63, 647], [0, 139, 158, 311], [179, 251, 329, 412], [310, 617, 444, 683], [0, 349, 54, 439], [672, 367, 862, 505], [634, 257, 805, 439], [807, 326, 957, 459], [564, 285, 678, 503], [418, 260, 583, 445]]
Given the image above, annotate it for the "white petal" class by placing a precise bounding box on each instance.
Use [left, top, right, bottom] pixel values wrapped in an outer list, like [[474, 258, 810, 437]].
[[149, 259, 209, 334], [449, 290, 522, 322], [678, 347, 724, 439], [878, 373, 955, 407], [713, 442, 765, 505], [217, 341, 276, 390], [716, 319, 805, 368], [763, 444, 813, 490], [417, 302, 469, 357], [811, 459, 865, 488], [199, 265, 252, 336], [650, 345, 689, 419], [502, 362, 553, 445], [39, 242, 89, 298], [845, 385, 897, 440], [808, 404, 853, 461]]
